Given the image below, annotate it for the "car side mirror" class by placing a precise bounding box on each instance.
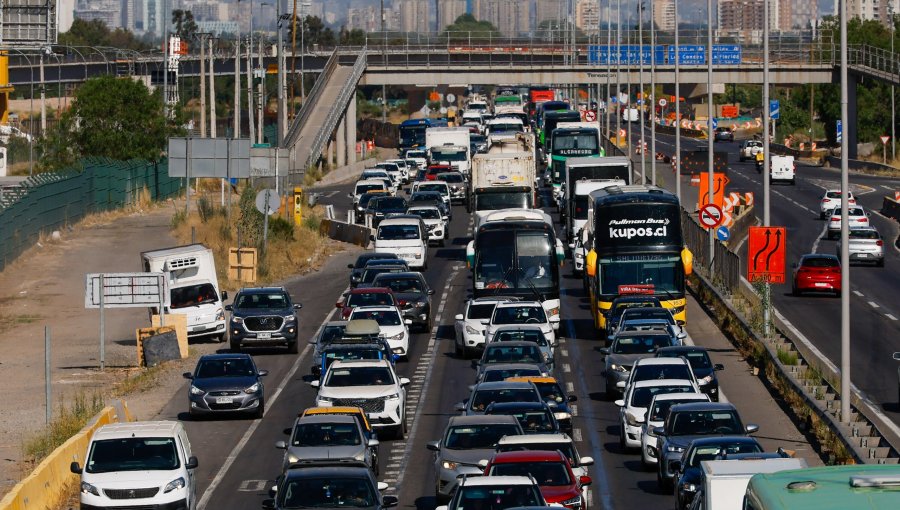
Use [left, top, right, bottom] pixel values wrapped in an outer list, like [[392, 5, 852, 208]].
[[676, 320, 685, 326], [224, 304, 233, 312], [294, 304, 303, 310], [426, 440, 441, 452], [348, 263, 355, 269], [599, 348, 609, 356], [616, 381, 626, 389], [347, 193, 354, 198], [653, 426, 665, 436], [614, 399, 625, 408], [258, 370, 268, 377], [400, 377, 411, 386], [275, 441, 287, 450], [746, 424, 760, 434], [579, 475, 593, 486], [454, 402, 467, 412], [377, 482, 389, 491], [182, 372, 193, 379], [404, 319, 413, 325], [262, 499, 276, 510], [311, 365, 322, 377], [185, 456, 199, 469], [309, 380, 320, 388], [383, 495, 399, 508], [551, 341, 560, 348], [428, 289, 435, 295], [677, 332, 687, 340], [70, 461, 82, 474], [714, 363, 725, 371], [369, 235, 376, 241], [670, 460, 682, 473], [893, 352, 900, 360], [579, 456, 594, 466], [567, 395, 577, 402], [455, 314, 464, 321], [477, 459, 490, 469], [283, 428, 292, 435], [368, 438, 380, 447], [791, 262, 798, 269]]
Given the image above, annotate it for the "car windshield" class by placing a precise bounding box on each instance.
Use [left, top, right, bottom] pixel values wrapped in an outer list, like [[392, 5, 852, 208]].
[[471, 388, 540, 410], [658, 350, 712, 370], [292, 423, 362, 447], [440, 173, 465, 183], [407, 151, 426, 159], [361, 267, 402, 284], [496, 442, 578, 466], [612, 335, 673, 354], [351, 309, 402, 326], [323, 348, 384, 368], [456, 484, 541, 510], [195, 357, 256, 378], [849, 229, 880, 239], [378, 224, 420, 240], [86, 437, 179, 473], [825, 191, 852, 199], [534, 382, 566, 403], [490, 461, 572, 486], [356, 184, 385, 195], [444, 424, 522, 449], [362, 172, 389, 180], [499, 410, 555, 433], [670, 410, 743, 436], [482, 367, 542, 382], [347, 292, 395, 308], [418, 184, 449, 194], [631, 363, 694, 384], [325, 366, 395, 387], [468, 303, 498, 320], [409, 208, 442, 220], [378, 277, 425, 294], [235, 292, 289, 309], [611, 301, 661, 320], [170, 283, 218, 309], [484, 345, 543, 364], [801, 256, 839, 268], [621, 309, 673, 323], [372, 197, 408, 210], [847, 208, 865, 216], [687, 442, 763, 468], [493, 306, 547, 324], [279, 477, 376, 508], [631, 385, 696, 408], [649, 398, 702, 422], [493, 330, 548, 346]]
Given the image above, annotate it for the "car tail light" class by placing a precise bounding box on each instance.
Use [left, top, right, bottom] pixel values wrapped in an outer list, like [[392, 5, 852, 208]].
[[877, 240, 884, 246], [857, 218, 867, 222], [831, 216, 840, 221], [822, 199, 829, 203]]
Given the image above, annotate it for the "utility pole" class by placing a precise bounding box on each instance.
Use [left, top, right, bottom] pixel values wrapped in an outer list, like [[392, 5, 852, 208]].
[[674, 0, 681, 202], [706, 0, 714, 266], [839, 0, 851, 425], [278, 14, 289, 145], [381, 0, 387, 123], [257, 37, 264, 143], [247, 0, 256, 144], [649, 0, 656, 185], [891, 8, 896, 161], [39, 51, 46, 136], [763, 0, 771, 226], [234, 39, 241, 137], [605, 0, 612, 139], [209, 37, 217, 138], [616, 0, 621, 150], [638, 1, 646, 184], [199, 33, 207, 138], [163, 0, 169, 116], [626, 15, 632, 159]]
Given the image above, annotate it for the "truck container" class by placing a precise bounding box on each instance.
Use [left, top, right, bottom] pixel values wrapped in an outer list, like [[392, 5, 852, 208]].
[[425, 127, 472, 174], [470, 134, 537, 228], [141, 244, 227, 341], [700, 457, 808, 510]]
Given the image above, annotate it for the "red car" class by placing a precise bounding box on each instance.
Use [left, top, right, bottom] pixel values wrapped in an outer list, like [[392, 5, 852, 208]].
[[792, 254, 841, 296], [483, 450, 591, 510], [336, 287, 398, 319], [425, 164, 452, 180]]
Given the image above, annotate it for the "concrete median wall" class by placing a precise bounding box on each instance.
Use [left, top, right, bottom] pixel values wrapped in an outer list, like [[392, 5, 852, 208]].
[[315, 158, 377, 187], [0, 400, 134, 510], [319, 218, 374, 248]]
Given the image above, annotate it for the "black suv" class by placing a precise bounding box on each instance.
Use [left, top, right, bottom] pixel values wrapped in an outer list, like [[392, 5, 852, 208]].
[[371, 272, 434, 331], [365, 196, 409, 227], [263, 461, 397, 510], [227, 287, 302, 353]]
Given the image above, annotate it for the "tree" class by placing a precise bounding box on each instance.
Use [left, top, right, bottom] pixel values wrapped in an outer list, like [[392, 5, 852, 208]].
[[57, 18, 149, 50], [287, 16, 335, 48], [340, 26, 366, 46], [535, 19, 586, 41], [442, 14, 501, 40], [172, 10, 199, 41], [38, 75, 185, 170]]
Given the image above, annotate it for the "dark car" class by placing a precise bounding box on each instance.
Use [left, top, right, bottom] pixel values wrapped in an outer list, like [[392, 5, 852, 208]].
[[436, 171, 469, 204], [506, 376, 576, 433], [227, 287, 302, 353], [184, 353, 268, 418], [656, 346, 725, 401], [470, 134, 488, 154], [355, 265, 409, 289], [371, 272, 434, 331], [347, 252, 400, 287], [605, 296, 663, 338], [477, 341, 551, 381], [671, 437, 768, 510], [408, 191, 451, 219], [262, 461, 397, 510], [311, 338, 396, 379], [654, 402, 759, 489], [365, 196, 409, 227], [338, 287, 399, 320], [713, 127, 734, 142], [356, 191, 390, 220], [485, 401, 560, 434]]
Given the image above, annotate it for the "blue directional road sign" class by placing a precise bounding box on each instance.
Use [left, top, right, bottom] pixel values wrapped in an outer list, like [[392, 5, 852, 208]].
[[666, 45, 742, 65], [836, 120, 843, 144], [770, 99, 780, 120], [711, 118, 718, 130], [716, 226, 731, 242]]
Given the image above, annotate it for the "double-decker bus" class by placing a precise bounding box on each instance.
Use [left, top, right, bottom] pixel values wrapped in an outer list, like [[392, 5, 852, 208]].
[[466, 211, 565, 330], [584, 185, 693, 330], [399, 118, 448, 153]]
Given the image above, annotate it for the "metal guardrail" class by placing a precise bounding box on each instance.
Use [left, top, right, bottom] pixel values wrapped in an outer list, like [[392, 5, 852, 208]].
[[682, 209, 742, 292], [284, 49, 340, 150], [303, 50, 367, 170]]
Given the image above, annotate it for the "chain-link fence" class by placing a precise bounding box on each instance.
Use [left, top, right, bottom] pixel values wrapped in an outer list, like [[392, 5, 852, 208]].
[[0, 158, 183, 271]]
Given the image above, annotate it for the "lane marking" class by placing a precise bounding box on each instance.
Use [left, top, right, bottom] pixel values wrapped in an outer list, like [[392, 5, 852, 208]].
[[853, 290, 864, 297], [868, 301, 880, 309], [886, 314, 898, 321], [566, 382, 575, 393], [810, 221, 829, 254], [562, 363, 572, 373], [573, 428, 583, 442]]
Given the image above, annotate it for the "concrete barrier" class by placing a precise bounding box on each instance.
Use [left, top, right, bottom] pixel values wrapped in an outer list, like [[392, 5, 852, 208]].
[[319, 218, 374, 248], [0, 400, 134, 510], [825, 155, 898, 173], [882, 195, 900, 222], [315, 158, 377, 188]]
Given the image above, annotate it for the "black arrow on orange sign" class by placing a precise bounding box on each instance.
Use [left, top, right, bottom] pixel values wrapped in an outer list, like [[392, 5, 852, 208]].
[[714, 175, 726, 195], [753, 229, 772, 271], [765, 229, 782, 270]]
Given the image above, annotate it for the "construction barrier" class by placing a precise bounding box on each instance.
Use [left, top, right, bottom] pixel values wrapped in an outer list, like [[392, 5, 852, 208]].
[[0, 400, 134, 510], [319, 218, 375, 248]]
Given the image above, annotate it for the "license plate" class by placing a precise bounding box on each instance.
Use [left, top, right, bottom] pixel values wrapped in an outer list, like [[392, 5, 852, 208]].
[[190, 325, 206, 332], [814, 282, 828, 288], [257, 332, 272, 340], [215, 397, 233, 404], [857, 253, 868, 258]]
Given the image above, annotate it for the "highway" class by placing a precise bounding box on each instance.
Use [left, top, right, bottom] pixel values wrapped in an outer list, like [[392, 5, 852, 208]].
[[141, 170, 821, 510], [625, 121, 900, 430]]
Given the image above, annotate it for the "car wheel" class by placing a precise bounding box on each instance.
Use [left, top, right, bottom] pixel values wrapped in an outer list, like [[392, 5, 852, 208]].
[[439, 239, 445, 247], [605, 378, 616, 401], [254, 399, 265, 419], [877, 259, 885, 267], [618, 423, 627, 451], [658, 467, 672, 491], [792, 285, 801, 297], [287, 340, 299, 354], [819, 212, 826, 220]]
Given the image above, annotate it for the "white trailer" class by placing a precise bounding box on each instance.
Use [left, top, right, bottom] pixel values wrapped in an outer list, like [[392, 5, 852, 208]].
[[700, 458, 808, 510]]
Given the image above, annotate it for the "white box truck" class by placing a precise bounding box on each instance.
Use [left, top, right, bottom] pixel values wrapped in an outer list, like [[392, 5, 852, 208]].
[[425, 127, 472, 174], [470, 135, 537, 228], [141, 244, 227, 341], [699, 457, 808, 510]]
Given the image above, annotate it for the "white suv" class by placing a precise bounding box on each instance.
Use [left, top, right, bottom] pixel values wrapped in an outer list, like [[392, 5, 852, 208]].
[[485, 301, 556, 345], [616, 378, 700, 451], [819, 189, 857, 220], [406, 204, 448, 246], [372, 216, 429, 269], [348, 305, 412, 359], [310, 359, 410, 439], [826, 206, 869, 239], [454, 298, 516, 359]]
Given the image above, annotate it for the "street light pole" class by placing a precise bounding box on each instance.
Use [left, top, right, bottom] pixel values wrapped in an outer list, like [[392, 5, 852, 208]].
[[839, 0, 851, 425], [706, 0, 714, 267], [763, 0, 771, 226], [381, 0, 387, 124], [605, 0, 612, 139], [891, 8, 896, 161], [674, 0, 681, 202], [649, 0, 656, 184], [638, 1, 646, 184], [615, 0, 622, 149]]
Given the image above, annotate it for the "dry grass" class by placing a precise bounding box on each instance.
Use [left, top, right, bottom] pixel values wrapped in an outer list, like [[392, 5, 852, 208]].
[[21, 392, 105, 467], [171, 193, 334, 291], [78, 187, 157, 228]]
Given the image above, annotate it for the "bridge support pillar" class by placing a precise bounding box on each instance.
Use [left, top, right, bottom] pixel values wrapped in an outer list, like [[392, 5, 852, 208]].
[[347, 98, 357, 165], [336, 117, 347, 168], [326, 138, 334, 167], [847, 76, 859, 160]]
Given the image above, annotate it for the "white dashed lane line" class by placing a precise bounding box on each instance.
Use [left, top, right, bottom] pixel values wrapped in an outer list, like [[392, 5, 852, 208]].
[[853, 290, 864, 297], [869, 301, 880, 309], [887, 314, 899, 321]]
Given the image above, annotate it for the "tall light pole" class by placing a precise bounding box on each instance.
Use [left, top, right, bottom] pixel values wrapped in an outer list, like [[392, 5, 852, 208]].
[[234, 37, 241, 138], [615, 0, 622, 149], [763, 0, 771, 226], [891, 7, 896, 161], [244, 0, 256, 144], [638, 1, 646, 184], [674, 0, 681, 202], [839, 0, 851, 425], [649, 0, 656, 184], [278, 13, 292, 145], [605, 0, 612, 139], [706, 0, 714, 266], [381, 0, 387, 123], [209, 37, 218, 138]]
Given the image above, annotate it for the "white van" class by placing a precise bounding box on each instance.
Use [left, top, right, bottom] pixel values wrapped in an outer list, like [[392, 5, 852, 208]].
[[350, 178, 389, 209], [770, 155, 796, 185], [71, 421, 198, 510], [141, 244, 227, 341], [623, 108, 640, 122], [372, 216, 429, 269]]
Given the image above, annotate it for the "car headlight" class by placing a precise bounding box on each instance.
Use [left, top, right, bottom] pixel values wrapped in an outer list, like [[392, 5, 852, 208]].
[[81, 481, 100, 496], [554, 412, 571, 421], [543, 352, 552, 362], [190, 385, 205, 396], [215, 308, 225, 321], [560, 496, 582, 507], [318, 396, 334, 404], [670, 305, 685, 316], [667, 444, 685, 453], [388, 331, 405, 340], [287, 454, 300, 464], [244, 382, 260, 394], [547, 306, 560, 317], [625, 413, 641, 427], [465, 324, 481, 335], [681, 482, 698, 493], [164, 477, 185, 494], [610, 364, 628, 373], [231, 316, 244, 324], [283, 315, 297, 322], [698, 375, 713, 385], [384, 392, 400, 400], [415, 253, 422, 259], [392, 347, 405, 354], [442, 460, 458, 470]]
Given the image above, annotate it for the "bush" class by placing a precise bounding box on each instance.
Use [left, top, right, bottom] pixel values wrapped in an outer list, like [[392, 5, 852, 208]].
[[267, 215, 294, 241], [237, 186, 264, 248], [197, 196, 215, 223]]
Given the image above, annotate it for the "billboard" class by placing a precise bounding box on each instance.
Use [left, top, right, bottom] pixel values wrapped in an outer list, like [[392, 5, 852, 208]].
[[0, 0, 58, 47]]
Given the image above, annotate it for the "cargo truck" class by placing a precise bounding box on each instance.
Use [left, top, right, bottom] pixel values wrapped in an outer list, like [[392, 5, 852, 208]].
[[425, 127, 472, 174], [469, 133, 537, 228], [697, 457, 808, 510]]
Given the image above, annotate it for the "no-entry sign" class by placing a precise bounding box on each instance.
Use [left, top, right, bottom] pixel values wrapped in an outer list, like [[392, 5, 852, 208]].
[[699, 203, 724, 229]]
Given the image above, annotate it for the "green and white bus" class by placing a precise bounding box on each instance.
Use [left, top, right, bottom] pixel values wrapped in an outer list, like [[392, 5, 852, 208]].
[[744, 464, 900, 510]]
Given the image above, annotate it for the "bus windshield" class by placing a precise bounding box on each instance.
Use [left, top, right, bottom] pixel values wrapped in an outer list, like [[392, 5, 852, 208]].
[[475, 230, 557, 290], [475, 191, 531, 210], [552, 133, 600, 155], [599, 255, 684, 296], [399, 125, 425, 147]]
